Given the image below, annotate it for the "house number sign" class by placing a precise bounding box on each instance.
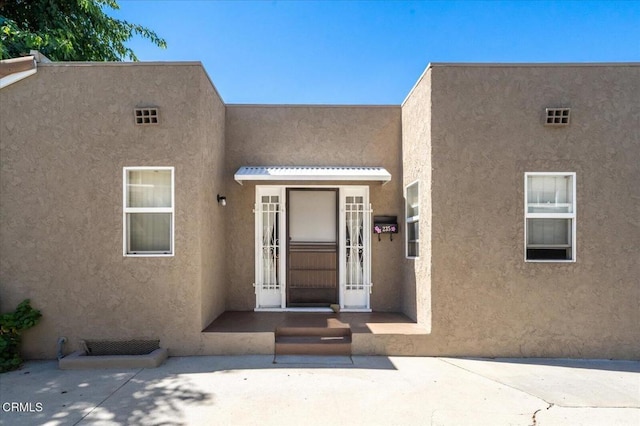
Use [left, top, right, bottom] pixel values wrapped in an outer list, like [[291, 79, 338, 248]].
[[373, 216, 399, 241], [374, 224, 397, 233]]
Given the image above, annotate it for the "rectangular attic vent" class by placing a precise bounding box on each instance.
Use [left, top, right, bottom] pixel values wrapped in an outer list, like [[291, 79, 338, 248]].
[[134, 107, 159, 125], [545, 108, 570, 126]]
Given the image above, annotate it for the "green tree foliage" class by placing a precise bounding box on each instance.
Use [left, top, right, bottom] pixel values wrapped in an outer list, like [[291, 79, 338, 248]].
[[0, 0, 166, 60], [0, 299, 42, 373]]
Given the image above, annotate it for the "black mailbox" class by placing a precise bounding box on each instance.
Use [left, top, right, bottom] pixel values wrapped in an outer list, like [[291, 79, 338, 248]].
[[373, 215, 398, 241]]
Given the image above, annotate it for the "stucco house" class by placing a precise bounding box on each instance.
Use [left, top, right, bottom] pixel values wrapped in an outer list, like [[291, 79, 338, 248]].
[[1, 55, 638, 360]]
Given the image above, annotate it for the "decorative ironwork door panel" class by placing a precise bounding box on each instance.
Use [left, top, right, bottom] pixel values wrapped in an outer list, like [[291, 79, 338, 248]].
[[254, 185, 371, 310], [340, 187, 372, 310], [254, 187, 285, 308]]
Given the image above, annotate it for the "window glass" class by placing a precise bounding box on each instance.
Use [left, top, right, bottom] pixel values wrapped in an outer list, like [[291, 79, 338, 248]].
[[128, 213, 172, 253], [525, 173, 575, 262], [124, 167, 174, 256], [527, 175, 573, 213], [406, 181, 420, 258], [407, 222, 419, 258], [526, 218, 571, 246], [127, 170, 172, 208], [406, 183, 419, 218]]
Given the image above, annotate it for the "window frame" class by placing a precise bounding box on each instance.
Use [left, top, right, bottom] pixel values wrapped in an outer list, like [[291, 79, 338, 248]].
[[405, 180, 420, 259], [123, 166, 175, 257], [524, 172, 576, 263]]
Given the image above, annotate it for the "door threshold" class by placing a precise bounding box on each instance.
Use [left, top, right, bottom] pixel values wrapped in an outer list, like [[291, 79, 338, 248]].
[[255, 307, 334, 313], [254, 307, 372, 313]]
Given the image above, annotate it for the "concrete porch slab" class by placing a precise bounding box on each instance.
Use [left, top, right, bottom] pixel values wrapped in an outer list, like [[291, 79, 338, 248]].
[[203, 311, 427, 335], [202, 311, 429, 356]]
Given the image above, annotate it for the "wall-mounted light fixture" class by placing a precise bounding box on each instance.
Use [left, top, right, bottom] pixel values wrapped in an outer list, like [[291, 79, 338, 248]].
[[217, 194, 227, 207]]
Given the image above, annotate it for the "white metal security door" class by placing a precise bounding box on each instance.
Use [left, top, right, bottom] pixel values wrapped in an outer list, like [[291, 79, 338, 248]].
[[254, 187, 285, 308], [340, 187, 372, 310], [255, 185, 371, 311]]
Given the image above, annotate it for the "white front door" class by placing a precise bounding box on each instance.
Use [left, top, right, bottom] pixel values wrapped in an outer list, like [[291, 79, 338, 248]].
[[254, 185, 371, 311], [287, 189, 338, 307]]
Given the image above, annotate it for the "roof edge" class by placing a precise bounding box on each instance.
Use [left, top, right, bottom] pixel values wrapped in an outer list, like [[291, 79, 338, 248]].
[[427, 62, 640, 67], [37, 60, 226, 104], [402, 62, 432, 107], [0, 55, 37, 89], [38, 61, 205, 67], [401, 61, 640, 107]]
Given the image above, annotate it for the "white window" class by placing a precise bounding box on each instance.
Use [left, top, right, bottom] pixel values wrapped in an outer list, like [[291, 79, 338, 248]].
[[123, 167, 174, 256], [405, 181, 419, 258], [525, 172, 576, 262]]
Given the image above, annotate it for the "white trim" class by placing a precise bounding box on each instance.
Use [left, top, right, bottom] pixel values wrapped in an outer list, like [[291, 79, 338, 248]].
[[340, 186, 372, 310], [0, 55, 38, 89], [524, 172, 576, 263], [405, 180, 420, 259], [123, 166, 175, 257], [254, 307, 373, 313], [254, 184, 371, 310], [525, 171, 576, 176], [254, 186, 285, 308], [0, 68, 37, 89], [235, 166, 391, 185], [255, 307, 334, 313]]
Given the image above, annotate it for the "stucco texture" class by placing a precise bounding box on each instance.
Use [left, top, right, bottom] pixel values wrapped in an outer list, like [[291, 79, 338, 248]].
[[420, 65, 639, 358], [2, 61, 638, 360], [401, 69, 433, 328], [0, 63, 227, 358], [223, 105, 405, 312]]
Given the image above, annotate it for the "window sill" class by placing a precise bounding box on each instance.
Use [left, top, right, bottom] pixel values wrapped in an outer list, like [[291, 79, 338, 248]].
[[525, 259, 575, 263], [125, 253, 174, 258]]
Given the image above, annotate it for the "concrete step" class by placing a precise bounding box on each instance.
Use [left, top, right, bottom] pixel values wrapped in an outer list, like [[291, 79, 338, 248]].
[[274, 316, 352, 356], [275, 335, 352, 356], [275, 325, 351, 338]]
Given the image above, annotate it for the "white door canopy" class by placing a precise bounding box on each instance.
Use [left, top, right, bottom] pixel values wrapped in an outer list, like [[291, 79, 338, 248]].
[[235, 166, 391, 185]]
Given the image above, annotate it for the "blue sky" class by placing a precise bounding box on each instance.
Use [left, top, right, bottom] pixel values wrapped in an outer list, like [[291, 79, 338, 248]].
[[114, 1, 640, 104]]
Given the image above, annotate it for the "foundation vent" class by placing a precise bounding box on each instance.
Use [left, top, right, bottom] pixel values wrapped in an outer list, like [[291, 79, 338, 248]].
[[134, 107, 159, 125], [545, 108, 571, 126], [81, 339, 160, 356]]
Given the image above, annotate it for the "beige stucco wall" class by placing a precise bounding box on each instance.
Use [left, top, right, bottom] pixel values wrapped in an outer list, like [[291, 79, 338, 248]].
[[0, 63, 227, 358], [197, 71, 228, 331], [401, 69, 433, 328], [3, 60, 637, 360], [224, 105, 405, 312], [421, 64, 640, 358]]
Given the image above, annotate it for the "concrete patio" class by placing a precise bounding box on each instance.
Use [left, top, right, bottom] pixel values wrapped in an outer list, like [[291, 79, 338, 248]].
[[0, 356, 638, 425], [201, 311, 429, 356]]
